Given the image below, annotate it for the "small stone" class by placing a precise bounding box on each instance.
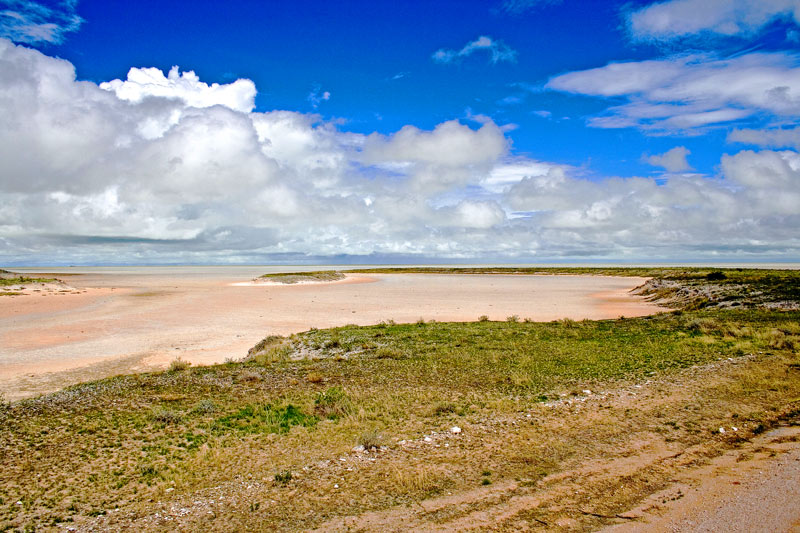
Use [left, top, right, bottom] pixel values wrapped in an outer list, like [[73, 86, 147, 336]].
[[719, 427, 726, 434], [424, 436, 432, 442], [732, 427, 738, 432], [450, 426, 462, 434], [333, 484, 339, 489], [582, 390, 592, 395], [352, 445, 365, 453]]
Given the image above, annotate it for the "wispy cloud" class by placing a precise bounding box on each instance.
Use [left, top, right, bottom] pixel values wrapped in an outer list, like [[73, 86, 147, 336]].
[[500, 0, 563, 15], [307, 84, 330, 109], [0, 0, 82, 44], [627, 0, 800, 42], [546, 52, 800, 133], [729, 126, 800, 149], [432, 35, 517, 65]]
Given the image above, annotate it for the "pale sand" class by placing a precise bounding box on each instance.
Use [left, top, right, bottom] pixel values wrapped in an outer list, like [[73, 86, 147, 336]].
[[603, 426, 800, 533], [0, 271, 662, 400]]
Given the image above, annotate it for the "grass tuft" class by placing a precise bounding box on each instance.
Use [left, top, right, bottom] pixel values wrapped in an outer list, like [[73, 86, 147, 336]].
[[168, 358, 191, 372]]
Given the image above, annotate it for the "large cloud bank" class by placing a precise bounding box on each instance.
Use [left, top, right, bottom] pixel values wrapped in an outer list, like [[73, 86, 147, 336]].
[[0, 39, 798, 264]]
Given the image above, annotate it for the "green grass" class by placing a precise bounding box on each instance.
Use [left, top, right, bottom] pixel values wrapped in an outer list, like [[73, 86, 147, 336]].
[[0, 275, 58, 287], [257, 270, 345, 284]]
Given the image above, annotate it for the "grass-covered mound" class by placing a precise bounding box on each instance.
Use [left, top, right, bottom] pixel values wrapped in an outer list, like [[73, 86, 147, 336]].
[[257, 270, 345, 284]]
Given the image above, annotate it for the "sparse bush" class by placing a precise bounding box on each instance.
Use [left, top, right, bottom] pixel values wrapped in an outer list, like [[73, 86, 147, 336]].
[[706, 271, 727, 281], [306, 372, 325, 383], [374, 346, 407, 360], [168, 358, 191, 372], [237, 369, 262, 383], [274, 470, 292, 484], [247, 335, 283, 356], [557, 318, 577, 328], [152, 408, 183, 424], [192, 400, 217, 414], [314, 386, 352, 419], [765, 329, 797, 350], [506, 315, 519, 323], [324, 331, 341, 349], [479, 315, 489, 322], [431, 401, 457, 416], [416, 317, 426, 326], [358, 429, 383, 450]]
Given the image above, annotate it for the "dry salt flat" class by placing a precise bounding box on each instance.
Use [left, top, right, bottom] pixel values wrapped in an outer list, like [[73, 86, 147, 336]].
[[0, 267, 661, 400]]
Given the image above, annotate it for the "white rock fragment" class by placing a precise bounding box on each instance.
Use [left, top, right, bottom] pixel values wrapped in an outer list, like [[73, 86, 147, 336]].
[[333, 484, 339, 489], [583, 390, 592, 395], [424, 436, 432, 442], [450, 426, 462, 434], [719, 427, 726, 434], [732, 427, 738, 432], [352, 445, 365, 453]]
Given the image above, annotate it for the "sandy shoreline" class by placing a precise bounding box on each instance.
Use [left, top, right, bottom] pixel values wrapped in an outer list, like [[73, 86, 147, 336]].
[[0, 271, 662, 400]]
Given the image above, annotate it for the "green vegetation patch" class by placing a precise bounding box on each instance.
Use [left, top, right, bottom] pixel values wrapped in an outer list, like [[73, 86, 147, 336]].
[[0, 275, 58, 287], [257, 270, 345, 284], [212, 403, 318, 434]]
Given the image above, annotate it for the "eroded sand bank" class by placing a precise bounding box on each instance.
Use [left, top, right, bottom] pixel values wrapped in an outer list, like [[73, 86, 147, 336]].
[[0, 270, 663, 400]]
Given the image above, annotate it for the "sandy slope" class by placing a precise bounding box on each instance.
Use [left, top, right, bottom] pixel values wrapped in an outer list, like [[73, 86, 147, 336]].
[[603, 426, 800, 533], [0, 271, 660, 400]]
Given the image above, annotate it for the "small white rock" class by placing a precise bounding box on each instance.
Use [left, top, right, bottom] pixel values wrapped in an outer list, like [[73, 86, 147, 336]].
[[333, 484, 339, 489], [352, 445, 365, 453], [582, 389, 592, 395], [719, 427, 726, 434], [732, 427, 738, 432], [424, 436, 432, 442], [450, 426, 462, 434]]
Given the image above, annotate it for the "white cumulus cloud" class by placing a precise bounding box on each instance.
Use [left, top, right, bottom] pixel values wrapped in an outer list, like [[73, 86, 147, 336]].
[[1, 38, 799, 264], [100, 66, 256, 113], [643, 146, 693, 172]]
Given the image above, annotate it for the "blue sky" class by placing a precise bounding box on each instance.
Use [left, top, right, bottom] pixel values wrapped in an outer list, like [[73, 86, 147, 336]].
[[1, 0, 799, 264]]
